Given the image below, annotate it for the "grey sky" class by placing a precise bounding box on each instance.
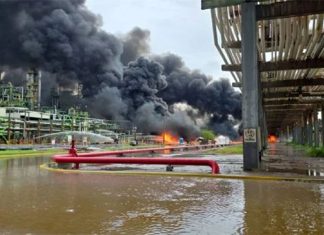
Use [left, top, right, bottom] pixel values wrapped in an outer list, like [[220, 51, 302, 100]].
[[85, 0, 231, 80]]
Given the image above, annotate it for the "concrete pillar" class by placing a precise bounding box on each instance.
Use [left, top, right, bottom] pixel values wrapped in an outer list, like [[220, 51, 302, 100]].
[[301, 115, 305, 145], [314, 108, 319, 147], [304, 114, 309, 145], [308, 113, 313, 146], [263, 111, 268, 149], [241, 2, 260, 170], [298, 126, 302, 144], [293, 126, 297, 144], [322, 105, 324, 146], [306, 114, 310, 146]]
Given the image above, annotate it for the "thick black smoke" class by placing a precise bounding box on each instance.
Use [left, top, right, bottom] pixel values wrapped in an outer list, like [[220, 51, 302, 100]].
[[154, 54, 241, 138], [0, 0, 241, 139], [0, 0, 123, 95], [121, 57, 200, 138], [120, 27, 150, 65], [86, 56, 200, 138]]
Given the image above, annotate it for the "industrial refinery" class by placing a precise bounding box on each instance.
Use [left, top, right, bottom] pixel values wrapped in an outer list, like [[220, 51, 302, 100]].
[[0, 69, 124, 144]]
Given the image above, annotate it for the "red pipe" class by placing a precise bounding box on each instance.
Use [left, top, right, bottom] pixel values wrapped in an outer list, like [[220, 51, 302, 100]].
[[59, 144, 220, 159], [53, 156, 220, 174]]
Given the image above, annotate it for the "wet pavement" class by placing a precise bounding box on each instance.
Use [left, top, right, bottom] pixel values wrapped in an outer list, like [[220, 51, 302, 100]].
[[262, 143, 324, 177]]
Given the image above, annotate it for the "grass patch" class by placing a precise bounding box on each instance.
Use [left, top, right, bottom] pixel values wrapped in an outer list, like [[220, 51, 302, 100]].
[[306, 147, 324, 158], [286, 142, 307, 149], [204, 144, 243, 155], [0, 148, 66, 159], [287, 142, 324, 158]]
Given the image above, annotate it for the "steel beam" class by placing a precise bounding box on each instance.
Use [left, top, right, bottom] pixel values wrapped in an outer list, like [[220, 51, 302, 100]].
[[264, 105, 313, 110], [314, 109, 319, 147], [256, 0, 324, 21], [234, 78, 324, 88], [266, 109, 306, 112], [261, 58, 324, 71], [202, 0, 244, 9], [201, 0, 271, 9], [223, 59, 324, 72], [266, 115, 304, 119], [263, 92, 324, 99], [264, 100, 324, 106], [262, 79, 324, 89]]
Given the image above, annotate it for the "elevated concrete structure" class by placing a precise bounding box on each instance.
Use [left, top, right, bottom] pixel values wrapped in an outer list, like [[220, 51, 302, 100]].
[[202, 0, 324, 170]]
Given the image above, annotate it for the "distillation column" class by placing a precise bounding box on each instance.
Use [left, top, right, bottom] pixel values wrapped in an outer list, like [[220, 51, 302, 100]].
[[26, 69, 41, 110]]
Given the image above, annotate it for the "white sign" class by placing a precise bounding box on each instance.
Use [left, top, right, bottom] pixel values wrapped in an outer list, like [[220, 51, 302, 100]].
[[244, 128, 256, 142]]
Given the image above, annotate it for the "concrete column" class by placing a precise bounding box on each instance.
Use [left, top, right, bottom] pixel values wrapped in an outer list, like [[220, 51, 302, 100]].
[[301, 115, 305, 145], [297, 123, 302, 144], [308, 113, 313, 146], [306, 114, 310, 146], [314, 108, 319, 147], [293, 126, 297, 144], [263, 110, 268, 149], [299, 127, 303, 144], [304, 114, 309, 145], [322, 105, 324, 146], [241, 2, 259, 170]]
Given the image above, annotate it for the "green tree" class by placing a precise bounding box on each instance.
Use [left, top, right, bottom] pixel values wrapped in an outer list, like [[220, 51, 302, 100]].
[[201, 129, 215, 140]]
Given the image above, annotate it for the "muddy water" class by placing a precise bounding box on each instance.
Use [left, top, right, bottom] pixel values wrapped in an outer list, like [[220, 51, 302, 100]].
[[0, 157, 323, 234]]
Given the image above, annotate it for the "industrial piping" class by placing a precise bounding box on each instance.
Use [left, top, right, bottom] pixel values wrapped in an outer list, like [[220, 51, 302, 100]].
[[52, 156, 220, 174], [54, 144, 221, 159]]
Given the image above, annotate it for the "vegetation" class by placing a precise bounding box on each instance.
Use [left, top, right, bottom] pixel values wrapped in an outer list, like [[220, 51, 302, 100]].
[[286, 142, 324, 157], [306, 147, 324, 158], [0, 148, 66, 159], [205, 144, 243, 155], [201, 129, 216, 140]]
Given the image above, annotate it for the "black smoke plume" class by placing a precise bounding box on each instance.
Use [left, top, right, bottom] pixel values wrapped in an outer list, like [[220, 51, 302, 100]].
[[154, 54, 241, 138], [120, 27, 150, 65], [0, 0, 123, 95], [0, 0, 241, 139]]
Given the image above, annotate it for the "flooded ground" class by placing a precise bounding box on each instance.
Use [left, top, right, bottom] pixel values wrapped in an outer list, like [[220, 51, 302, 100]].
[[263, 143, 324, 176], [0, 154, 324, 234]]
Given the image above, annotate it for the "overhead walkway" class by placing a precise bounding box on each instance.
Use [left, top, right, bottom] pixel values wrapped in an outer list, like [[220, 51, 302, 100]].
[[202, 0, 324, 170]]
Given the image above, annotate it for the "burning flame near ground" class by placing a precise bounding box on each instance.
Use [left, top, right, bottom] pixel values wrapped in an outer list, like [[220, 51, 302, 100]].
[[268, 135, 277, 143], [155, 132, 179, 145]]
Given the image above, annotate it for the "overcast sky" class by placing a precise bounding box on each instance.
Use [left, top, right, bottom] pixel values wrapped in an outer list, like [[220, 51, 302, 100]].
[[86, 0, 231, 80]]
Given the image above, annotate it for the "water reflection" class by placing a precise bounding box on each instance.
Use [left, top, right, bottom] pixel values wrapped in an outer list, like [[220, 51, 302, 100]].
[[243, 181, 324, 234], [0, 157, 323, 234]]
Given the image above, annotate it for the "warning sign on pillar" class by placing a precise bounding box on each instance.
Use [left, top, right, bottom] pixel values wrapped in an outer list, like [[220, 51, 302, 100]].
[[244, 128, 257, 142]]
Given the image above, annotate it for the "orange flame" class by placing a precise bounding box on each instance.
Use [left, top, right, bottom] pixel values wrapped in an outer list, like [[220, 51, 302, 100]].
[[155, 132, 179, 145], [268, 135, 277, 143]]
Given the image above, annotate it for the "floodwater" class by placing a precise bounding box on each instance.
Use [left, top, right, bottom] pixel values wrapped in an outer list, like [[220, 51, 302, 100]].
[[0, 156, 324, 234]]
